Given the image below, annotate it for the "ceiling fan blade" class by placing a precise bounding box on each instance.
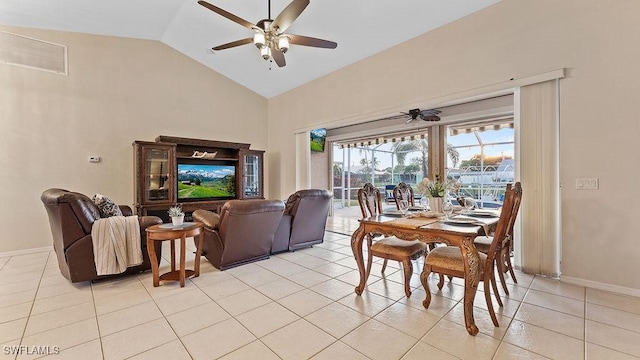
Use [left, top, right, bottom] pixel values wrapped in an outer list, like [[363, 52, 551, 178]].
[[272, 0, 310, 33], [271, 47, 287, 67], [198, 1, 257, 30], [288, 34, 337, 49], [420, 109, 442, 116], [420, 115, 441, 121], [212, 38, 253, 51]]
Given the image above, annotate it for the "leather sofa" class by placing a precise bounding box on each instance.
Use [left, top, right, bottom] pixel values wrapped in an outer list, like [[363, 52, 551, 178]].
[[272, 189, 332, 253], [192, 199, 284, 270], [40, 188, 163, 283]]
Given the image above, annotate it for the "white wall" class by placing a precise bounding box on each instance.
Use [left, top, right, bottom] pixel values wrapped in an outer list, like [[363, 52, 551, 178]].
[[267, 0, 640, 290], [0, 26, 267, 253]]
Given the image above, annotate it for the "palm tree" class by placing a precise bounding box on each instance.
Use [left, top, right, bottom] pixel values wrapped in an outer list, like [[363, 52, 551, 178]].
[[391, 139, 428, 178], [391, 140, 460, 177], [448, 145, 460, 168]]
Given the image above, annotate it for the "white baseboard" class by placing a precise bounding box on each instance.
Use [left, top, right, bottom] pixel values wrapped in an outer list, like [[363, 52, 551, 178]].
[[0, 246, 51, 258], [561, 275, 640, 298]]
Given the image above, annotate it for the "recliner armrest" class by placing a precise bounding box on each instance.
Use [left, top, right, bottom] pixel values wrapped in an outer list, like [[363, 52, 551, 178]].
[[192, 209, 221, 230], [138, 216, 163, 229]]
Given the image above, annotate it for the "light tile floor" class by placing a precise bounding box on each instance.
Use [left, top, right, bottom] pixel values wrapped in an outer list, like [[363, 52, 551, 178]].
[[1, 225, 640, 359]]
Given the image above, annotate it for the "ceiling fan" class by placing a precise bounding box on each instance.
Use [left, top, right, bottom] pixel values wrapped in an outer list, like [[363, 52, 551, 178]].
[[198, 0, 337, 67], [402, 108, 442, 123]]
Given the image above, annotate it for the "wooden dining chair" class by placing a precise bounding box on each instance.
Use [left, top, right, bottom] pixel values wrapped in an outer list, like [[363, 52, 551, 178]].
[[357, 183, 428, 298], [392, 182, 414, 210], [421, 182, 519, 327], [473, 182, 522, 294]]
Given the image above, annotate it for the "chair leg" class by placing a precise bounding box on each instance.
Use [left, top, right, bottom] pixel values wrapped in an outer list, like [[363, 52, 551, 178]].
[[490, 264, 504, 308], [381, 259, 388, 274], [401, 259, 413, 298], [437, 274, 445, 290], [497, 250, 510, 295], [505, 252, 518, 283], [484, 275, 500, 327], [420, 266, 432, 308]]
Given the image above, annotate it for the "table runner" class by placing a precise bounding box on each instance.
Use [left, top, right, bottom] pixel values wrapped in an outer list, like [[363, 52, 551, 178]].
[[386, 217, 440, 229]]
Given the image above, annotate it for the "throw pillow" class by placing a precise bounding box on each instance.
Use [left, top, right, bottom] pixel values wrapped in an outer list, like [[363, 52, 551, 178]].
[[93, 194, 123, 218]]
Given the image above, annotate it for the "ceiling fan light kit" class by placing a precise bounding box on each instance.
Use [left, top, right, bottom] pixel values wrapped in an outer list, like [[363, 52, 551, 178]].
[[198, 0, 337, 67]]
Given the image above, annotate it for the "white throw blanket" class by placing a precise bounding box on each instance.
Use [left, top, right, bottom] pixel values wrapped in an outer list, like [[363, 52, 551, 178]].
[[91, 216, 143, 276]]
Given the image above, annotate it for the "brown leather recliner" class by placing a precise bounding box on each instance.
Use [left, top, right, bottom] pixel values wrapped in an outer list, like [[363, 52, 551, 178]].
[[272, 189, 333, 253], [41, 188, 163, 283], [192, 199, 285, 270]]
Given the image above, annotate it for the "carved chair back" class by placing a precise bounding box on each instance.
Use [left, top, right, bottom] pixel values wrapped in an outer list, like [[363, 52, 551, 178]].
[[357, 183, 382, 218], [485, 183, 520, 271], [392, 182, 415, 210]]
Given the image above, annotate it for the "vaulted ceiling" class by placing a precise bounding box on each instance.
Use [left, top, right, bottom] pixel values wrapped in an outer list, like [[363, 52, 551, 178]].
[[0, 0, 500, 98]]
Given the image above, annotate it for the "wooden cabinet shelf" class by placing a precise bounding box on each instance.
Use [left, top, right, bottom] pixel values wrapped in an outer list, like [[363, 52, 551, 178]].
[[134, 136, 264, 221]]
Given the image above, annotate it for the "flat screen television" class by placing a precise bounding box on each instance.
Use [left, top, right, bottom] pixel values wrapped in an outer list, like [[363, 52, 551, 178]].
[[177, 163, 236, 201], [310, 128, 327, 152]]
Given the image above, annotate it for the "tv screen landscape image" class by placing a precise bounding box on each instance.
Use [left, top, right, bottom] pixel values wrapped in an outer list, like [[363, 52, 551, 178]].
[[177, 164, 236, 200], [310, 128, 326, 152]]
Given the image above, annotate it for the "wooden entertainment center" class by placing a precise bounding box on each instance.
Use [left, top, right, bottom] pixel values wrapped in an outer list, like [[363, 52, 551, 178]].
[[133, 135, 264, 222]]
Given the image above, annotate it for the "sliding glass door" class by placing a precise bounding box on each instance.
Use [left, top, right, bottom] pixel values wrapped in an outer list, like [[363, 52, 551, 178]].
[[445, 120, 515, 209]]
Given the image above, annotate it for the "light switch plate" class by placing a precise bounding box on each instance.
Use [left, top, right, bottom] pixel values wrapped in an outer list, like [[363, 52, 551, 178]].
[[88, 156, 101, 163]]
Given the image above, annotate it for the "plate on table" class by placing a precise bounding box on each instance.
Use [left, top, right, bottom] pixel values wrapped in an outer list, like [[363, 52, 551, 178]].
[[441, 218, 479, 226], [382, 210, 405, 217], [464, 210, 499, 218]]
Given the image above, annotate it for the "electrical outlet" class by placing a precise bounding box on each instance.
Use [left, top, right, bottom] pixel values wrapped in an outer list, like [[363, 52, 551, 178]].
[[576, 177, 598, 190], [88, 156, 101, 163]]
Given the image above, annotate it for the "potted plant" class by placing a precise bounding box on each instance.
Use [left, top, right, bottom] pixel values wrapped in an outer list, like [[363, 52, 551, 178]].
[[168, 205, 185, 226], [417, 175, 460, 213]]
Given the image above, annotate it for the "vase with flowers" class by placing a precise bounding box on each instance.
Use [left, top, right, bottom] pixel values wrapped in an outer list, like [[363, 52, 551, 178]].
[[417, 175, 460, 213]]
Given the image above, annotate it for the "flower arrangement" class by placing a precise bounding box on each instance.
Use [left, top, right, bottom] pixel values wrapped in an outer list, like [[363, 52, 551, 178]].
[[417, 175, 460, 198]]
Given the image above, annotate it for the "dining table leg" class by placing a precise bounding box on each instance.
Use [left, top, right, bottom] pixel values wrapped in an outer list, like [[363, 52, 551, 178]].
[[461, 236, 481, 336], [351, 225, 367, 295]]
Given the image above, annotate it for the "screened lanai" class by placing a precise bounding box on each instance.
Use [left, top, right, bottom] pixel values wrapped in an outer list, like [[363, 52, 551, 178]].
[[330, 118, 515, 218]]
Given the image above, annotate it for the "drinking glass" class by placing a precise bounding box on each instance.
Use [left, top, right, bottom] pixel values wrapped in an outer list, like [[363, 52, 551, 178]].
[[399, 201, 410, 215], [442, 200, 454, 219], [464, 198, 475, 213]]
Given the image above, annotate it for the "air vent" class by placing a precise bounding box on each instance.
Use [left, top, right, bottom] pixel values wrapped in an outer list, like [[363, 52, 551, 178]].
[[0, 31, 67, 75]]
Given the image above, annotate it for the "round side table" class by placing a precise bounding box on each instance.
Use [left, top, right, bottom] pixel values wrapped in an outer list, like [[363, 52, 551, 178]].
[[145, 221, 204, 287]]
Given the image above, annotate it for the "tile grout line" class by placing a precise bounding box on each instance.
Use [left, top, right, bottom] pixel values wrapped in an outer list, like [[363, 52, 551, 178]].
[[16, 251, 50, 360], [11, 234, 640, 360]]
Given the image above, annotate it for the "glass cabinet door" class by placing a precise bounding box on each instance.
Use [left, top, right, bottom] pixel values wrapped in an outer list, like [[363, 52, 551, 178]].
[[243, 153, 261, 198], [144, 147, 171, 202]]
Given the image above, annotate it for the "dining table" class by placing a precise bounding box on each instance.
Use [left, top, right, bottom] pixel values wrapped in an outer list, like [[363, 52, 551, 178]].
[[350, 211, 500, 335]]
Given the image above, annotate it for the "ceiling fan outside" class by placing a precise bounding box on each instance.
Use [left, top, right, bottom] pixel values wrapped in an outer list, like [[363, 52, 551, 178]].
[[198, 0, 337, 67], [402, 108, 442, 123]]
